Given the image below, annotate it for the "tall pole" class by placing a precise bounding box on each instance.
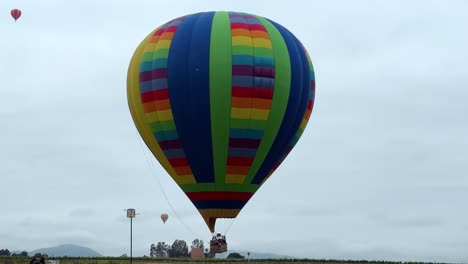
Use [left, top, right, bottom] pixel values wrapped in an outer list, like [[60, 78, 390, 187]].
[[125, 209, 137, 264], [130, 217, 133, 264]]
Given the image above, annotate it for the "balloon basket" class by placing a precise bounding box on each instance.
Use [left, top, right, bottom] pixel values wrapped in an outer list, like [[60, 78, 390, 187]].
[[209, 233, 228, 255]]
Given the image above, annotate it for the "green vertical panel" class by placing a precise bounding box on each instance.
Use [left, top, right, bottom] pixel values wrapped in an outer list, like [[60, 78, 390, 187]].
[[209, 11, 232, 189], [243, 17, 291, 184]]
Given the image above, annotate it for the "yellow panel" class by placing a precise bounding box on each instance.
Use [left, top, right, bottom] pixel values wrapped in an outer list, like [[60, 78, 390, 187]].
[[252, 38, 272, 48], [225, 175, 246, 184], [231, 107, 269, 120], [145, 109, 173, 122], [300, 119, 307, 129], [173, 175, 196, 184], [230, 107, 251, 119], [232, 36, 252, 46], [250, 108, 270, 120], [154, 40, 172, 50]]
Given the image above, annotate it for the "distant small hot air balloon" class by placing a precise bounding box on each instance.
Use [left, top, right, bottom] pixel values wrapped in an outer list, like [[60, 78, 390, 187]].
[[11, 9, 21, 22], [161, 213, 168, 223]]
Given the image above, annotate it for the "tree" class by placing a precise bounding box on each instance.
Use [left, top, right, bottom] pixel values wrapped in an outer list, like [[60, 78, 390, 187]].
[[0, 249, 11, 256], [191, 238, 204, 249], [150, 244, 156, 257], [151, 242, 169, 257], [227, 252, 245, 259], [168, 239, 189, 258], [20, 251, 28, 257], [204, 248, 210, 258]]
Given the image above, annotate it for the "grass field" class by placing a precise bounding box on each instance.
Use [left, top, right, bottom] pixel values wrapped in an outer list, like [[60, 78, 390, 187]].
[[0, 256, 452, 264]]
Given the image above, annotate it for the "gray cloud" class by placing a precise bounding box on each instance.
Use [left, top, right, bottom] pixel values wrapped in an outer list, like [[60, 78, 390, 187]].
[[69, 208, 97, 218], [1, 0, 467, 262]]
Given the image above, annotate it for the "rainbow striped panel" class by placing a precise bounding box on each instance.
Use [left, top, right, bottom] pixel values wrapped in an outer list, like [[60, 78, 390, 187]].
[[138, 16, 195, 180], [226, 12, 275, 184]]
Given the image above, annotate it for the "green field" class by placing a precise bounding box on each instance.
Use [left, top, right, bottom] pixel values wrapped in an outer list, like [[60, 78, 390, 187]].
[[0, 256, 452, 264]]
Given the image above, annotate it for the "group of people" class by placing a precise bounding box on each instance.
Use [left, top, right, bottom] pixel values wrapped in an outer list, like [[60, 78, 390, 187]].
[[210, 236, 226, 246], [209, 233, 227, 253]]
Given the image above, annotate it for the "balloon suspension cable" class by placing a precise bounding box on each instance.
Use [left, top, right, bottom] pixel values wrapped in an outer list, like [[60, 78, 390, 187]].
[[134, 130, 207, 241], [224, 217, 236, 236]]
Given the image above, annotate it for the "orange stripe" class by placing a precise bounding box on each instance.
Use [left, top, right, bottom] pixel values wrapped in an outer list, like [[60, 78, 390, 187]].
[[232, 97, 272, 109], [174, 166, 192, 176], [251, 98, 272, 109], [149, 34, 162, 43], [227, 166, 250, 174], [160, 32, 174, 40], [250, 30, 270, 39], [231, 29, 270, 39], [231, 28, 250, 37], [303, 109, 312, 120], [143, 99, 171, 113]]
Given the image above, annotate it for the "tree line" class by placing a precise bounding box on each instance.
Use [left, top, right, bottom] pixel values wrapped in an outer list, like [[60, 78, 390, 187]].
[[148, 239, 245, 259], [0, 249, 28, 257], [149, 238, 205, 258]]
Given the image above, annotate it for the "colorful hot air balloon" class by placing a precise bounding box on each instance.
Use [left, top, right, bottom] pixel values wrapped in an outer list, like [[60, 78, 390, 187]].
[[11, 9, 21, 22], [127, 11, 316, 234], [161, 213, 169, 223]]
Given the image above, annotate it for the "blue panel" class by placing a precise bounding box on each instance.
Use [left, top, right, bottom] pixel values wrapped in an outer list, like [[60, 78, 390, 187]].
[[232, 55, 255, 66], [253, 77, 275, 89], [232, 76, 254, 87], [228, 148, 257, 157], [167, 12, 215, 183], [154, 130, 178, 141], [251, 20, 311, 184], [140, 58, 168, 71], [163, 148, 186, 159], [229, 128, 264, 139], [254, 57, 274, 67], [192, 200, 247, 209], [140, 78, 168, 92]]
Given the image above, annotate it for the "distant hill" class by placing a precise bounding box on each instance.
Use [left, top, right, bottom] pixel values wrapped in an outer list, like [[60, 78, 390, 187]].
[[29, 244, 103, 257], [216, 250, 294, 259]]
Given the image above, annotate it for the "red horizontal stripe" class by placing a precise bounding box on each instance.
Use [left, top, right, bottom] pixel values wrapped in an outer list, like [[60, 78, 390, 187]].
[[232, 87, 274, 99], [232, 87, 253, 97], [227, 157, 254, 166], [153, 28, 164, 36], [141, 89, 169, 103], [186, 191, 254, 201], [168, 158, 189, 167], [165, 25, 178, 33], [231, 22, 249, 30], [247, 24, 266, 31], [254, 87, 274, 99]]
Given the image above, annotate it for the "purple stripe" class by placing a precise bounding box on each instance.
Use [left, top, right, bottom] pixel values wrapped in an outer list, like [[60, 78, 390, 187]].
[[229, 138, 261, 148], [159, 139, 182, 150], [139, 68, 168, 82], [232, 65, 274, 78]]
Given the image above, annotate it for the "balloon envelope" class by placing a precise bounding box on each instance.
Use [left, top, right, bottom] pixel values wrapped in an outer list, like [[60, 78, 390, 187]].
[[11, 9, 21, 21], [161, 213, 168, 223], [127, 11, 315, 233]]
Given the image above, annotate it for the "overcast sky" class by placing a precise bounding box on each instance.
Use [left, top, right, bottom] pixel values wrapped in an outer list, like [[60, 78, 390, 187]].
[[1, 0, 467, 263]]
